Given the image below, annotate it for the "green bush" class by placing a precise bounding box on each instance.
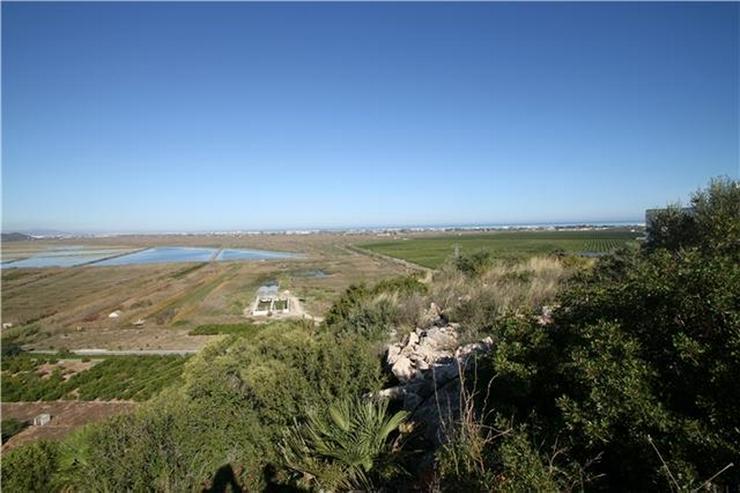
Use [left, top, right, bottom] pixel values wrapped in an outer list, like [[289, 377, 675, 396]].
[[453, 250, 492, 277], [1, 440, 60, 493], [645, 176, 739, 257]]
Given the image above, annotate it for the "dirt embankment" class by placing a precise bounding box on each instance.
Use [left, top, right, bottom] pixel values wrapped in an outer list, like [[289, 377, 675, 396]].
[[2, 401, 137, 452]]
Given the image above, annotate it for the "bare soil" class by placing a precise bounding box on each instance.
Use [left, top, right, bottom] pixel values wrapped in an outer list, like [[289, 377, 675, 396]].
[[2, 401, 137, 452]]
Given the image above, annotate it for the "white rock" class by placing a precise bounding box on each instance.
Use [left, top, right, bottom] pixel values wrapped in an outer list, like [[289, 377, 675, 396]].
[[386, 345, 402, 366], [392, 356, 418, 382], [407, 331, 420, 347]]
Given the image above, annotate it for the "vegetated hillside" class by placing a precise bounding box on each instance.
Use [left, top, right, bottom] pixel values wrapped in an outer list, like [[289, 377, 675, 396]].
[[1, 232, 34, 242], [1, 178, 738, 492]]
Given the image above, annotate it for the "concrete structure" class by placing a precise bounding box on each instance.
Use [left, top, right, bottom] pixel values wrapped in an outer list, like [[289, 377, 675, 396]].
[[33, 413, 51, 426], [252, 296, 289, 316]]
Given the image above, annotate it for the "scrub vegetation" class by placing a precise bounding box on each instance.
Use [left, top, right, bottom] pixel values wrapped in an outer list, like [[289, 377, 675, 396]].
[[1, 178, 738, 491]]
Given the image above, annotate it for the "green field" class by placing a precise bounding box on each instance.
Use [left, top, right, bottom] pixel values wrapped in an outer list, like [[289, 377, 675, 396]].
[[1, 353, 189, 402], [358, 229, 642, 268]]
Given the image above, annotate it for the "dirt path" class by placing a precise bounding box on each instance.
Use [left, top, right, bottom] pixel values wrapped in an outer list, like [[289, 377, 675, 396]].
[[343, 245, 433, 282]]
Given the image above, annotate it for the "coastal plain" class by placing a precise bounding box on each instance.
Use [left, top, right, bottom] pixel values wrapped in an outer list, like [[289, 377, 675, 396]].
[[1, 233, 411, 351]]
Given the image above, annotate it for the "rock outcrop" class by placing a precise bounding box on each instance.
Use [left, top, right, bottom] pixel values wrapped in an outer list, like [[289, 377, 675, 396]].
[[377, 306, 493, 446]]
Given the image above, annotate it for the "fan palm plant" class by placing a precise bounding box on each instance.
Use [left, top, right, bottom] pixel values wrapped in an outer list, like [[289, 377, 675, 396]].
[[280, 397, 409, 491]]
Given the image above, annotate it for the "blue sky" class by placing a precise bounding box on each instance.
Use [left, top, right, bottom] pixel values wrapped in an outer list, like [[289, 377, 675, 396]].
[[3, 2, 738, 232]]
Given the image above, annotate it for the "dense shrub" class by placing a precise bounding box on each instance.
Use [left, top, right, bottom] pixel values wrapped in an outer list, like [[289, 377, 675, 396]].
[[453, 250, 492, 277], [23, 321, 386, 491], [1, 440, 60, 492], [56, 395, 269, 491], [552, 247, 740, 488], [323, 276, 426, 340], [645, 176, 739, 257], [436, 178, 740, 490]]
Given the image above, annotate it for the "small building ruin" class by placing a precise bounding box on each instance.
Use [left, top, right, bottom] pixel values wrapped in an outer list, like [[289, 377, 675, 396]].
[[33, 413, 51, 426]]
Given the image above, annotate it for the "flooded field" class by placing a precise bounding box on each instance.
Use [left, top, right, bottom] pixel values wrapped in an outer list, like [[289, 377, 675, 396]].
[[1, 247, 135, 268]]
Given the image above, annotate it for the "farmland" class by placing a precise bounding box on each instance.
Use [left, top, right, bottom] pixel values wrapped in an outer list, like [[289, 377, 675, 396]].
[[1, 353, 190, 402], [357, 228, 643, 268]]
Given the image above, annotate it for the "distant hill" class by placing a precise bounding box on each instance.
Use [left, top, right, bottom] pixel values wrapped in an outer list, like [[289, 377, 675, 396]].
[[1, 232, 34, 242]]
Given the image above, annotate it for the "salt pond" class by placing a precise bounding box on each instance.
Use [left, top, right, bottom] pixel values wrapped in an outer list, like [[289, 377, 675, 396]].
[[1, 248, 133, 268], [2, 246, 297, 268]]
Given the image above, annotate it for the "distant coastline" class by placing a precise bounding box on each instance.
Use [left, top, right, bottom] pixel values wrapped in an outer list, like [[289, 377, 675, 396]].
[[3, 221, 645, 240]]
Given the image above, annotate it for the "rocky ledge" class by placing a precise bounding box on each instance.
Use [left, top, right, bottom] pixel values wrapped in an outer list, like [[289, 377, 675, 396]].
[[377, 305, 493, 446]]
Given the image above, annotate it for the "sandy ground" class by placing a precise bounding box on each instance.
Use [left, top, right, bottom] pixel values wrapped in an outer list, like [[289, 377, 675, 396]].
[[2, 401, 137, 452]]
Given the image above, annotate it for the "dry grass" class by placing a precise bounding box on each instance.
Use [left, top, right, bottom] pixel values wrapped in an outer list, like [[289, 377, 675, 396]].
[[350, 256, 576, 342], [424, 256, 572, 338]]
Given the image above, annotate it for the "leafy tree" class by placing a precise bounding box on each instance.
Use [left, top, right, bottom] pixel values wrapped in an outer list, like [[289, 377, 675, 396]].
[[645, 176, 739, 257]]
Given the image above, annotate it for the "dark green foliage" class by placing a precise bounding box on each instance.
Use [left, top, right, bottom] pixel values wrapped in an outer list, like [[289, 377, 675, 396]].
[[1, 419, 28, 443], [645, 205, 699, 252], [1, 440, 60, 493], [552, 247, 740, 488], [645, 176, 739, 258]]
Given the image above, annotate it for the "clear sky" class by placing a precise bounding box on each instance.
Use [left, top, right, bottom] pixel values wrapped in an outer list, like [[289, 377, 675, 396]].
[[2, 2, 738, 232]]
